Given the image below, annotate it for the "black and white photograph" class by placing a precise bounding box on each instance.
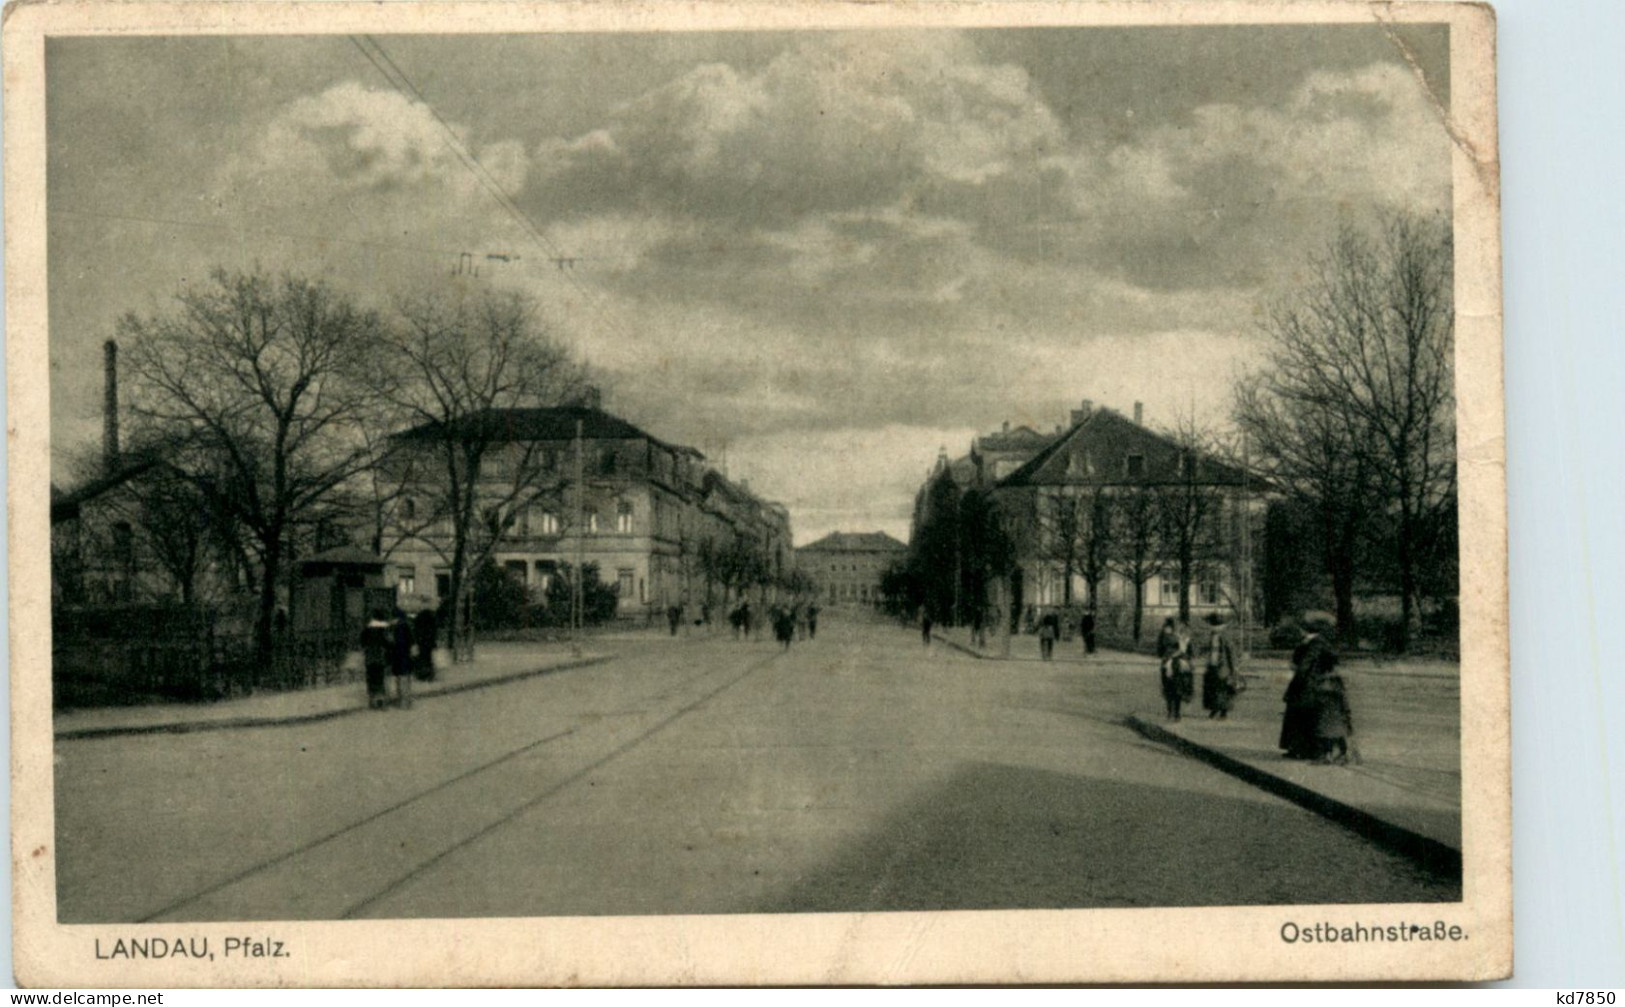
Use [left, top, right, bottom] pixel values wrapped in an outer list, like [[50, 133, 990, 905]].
[[10, 0, 1507, 986]]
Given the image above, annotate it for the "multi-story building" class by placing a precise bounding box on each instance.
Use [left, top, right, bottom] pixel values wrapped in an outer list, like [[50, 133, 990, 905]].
[[912, 399, 1264, 634], [382, 403, 792, 618], [992, 401, 1259, 625], [796, 531, 908, 607]]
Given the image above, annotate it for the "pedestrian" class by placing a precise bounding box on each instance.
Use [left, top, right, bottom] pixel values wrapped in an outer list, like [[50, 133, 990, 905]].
[[413, 605, 438, 682], [772, 604, 794, 650], [807, 603, 820, 640], [1080, 608, 1097, 655], [921, 610, 934, 648], [795, 603, 809, 641], [740, 600, 753, 640], [1157, 616, 1182, 720], [667, 603, 682, 636], [361, 608, 393, 710], [1312, 667, 1355, 764], [1280, 613, 1337, 759], [1039, 609, 1058, 661], [1201, 612, 1240, 719], [391, 608, 415, 709]]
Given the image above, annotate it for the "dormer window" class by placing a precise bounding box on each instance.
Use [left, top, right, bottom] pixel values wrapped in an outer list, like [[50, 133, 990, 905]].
[[1126, 454, 1146, 478]]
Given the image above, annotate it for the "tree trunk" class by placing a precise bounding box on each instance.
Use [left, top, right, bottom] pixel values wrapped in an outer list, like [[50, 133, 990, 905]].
[[1132, 578, 1145, 643], [1177, 553, 1193, 624], [254, 532, 281, 685], [1397, 506, 1420, 652]]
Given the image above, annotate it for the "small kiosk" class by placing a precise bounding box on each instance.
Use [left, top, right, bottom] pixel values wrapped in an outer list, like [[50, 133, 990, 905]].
[[292, 546, 395, 654]]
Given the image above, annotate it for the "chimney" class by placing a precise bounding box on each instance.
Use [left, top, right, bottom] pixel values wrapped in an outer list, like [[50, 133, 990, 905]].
[[1070, 398, 1093, 427], [103, 339, 120, 473], [1133, 401, 1144, 425], [1001, 420, 1010, 434]]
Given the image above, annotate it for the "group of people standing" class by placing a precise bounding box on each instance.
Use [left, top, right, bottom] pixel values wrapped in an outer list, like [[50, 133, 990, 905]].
[[767, 601, 819, 649], [1155, 613, 1241, 721], [724, 599, 819, 649], [1278, 613, 1356, 764], [361, 607, 437, 710], [1034, 608, 1100, 661]]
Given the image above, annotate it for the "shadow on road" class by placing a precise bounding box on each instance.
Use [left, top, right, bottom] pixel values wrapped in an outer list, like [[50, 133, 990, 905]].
[[760, 761, 1461, 914]]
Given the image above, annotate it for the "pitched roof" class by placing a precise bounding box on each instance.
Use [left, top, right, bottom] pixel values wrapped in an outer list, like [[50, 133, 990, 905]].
[[997, 408, 1252, 489], [393, 406, 702, 458], [798, 531, 908, 553], [977, 424, 1054, 452]]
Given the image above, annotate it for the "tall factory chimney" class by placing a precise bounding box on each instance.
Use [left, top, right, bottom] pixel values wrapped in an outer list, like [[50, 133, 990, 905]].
[[1133, 401, 1144, 426], [103, 339, 120, 473]]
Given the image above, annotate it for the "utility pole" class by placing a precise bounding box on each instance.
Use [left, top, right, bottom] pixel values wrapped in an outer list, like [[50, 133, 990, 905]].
[[1240, 429, 1252, 660], [573, 418, 585, 655]]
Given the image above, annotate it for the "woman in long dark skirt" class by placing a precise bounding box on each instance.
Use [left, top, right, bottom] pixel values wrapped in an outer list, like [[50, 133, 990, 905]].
[[1201, 612, 1239, 718], [1280, 613, 1336, 758], [413, 607, 438, 682], [391, 608, 415, 709], [1156, 617, 1182, 720], [361, 609, 393, 709]]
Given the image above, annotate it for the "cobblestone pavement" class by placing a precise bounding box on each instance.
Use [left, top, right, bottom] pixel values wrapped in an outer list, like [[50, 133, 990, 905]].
[[55, 617, 1459, 922]]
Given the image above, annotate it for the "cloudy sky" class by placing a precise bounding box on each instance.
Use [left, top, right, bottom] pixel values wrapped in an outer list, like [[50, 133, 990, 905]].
[[47, 25, 1451, 544]]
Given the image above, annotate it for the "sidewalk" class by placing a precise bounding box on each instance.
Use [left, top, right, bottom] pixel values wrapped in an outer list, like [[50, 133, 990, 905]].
[[54, 644, 610, 740], [936, 625, 1461, 873]]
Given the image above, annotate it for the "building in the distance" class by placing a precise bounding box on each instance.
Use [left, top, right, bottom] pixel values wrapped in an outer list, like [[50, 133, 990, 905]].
[[382, 402, 792, 618], [796, 531, 908, 607]]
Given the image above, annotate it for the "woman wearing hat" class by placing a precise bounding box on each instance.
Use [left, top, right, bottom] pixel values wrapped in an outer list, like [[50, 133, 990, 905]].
[[1156, 617, 1185, 720], [1280, 613, 1337, 758], [1201, 612, 1240, 719]]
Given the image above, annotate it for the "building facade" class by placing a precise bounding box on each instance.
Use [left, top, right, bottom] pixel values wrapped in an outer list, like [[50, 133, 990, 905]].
[[912, 399, 1265, 635], [382, 405, 792, 619], [796, 531, 908, 607], [992, 402, 1261, 627]]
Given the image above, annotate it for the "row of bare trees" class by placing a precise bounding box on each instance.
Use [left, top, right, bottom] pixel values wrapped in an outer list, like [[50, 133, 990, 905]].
[[1235, 210, 1456, 649], [1035, 438, 1236, 643], [113, 267, 586, 666]]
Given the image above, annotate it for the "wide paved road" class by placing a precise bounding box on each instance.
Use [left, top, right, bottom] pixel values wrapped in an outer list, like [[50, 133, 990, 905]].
[[55, 618, 1457, 922]]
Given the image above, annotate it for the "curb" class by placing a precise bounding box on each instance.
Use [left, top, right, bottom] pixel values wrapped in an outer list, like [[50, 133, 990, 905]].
[[55, 655, 613, 741], [1124, 714, 1462, 881]]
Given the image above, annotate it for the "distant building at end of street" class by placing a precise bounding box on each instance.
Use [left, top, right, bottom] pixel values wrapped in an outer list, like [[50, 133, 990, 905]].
[[796, 531, 908, 607]]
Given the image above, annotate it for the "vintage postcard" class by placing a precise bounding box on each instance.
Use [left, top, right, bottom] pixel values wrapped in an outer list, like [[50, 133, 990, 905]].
[[7, 0, 1507, 986]]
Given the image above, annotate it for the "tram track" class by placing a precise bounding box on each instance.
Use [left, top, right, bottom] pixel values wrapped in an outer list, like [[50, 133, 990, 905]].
[[137, 648, 781, 923]]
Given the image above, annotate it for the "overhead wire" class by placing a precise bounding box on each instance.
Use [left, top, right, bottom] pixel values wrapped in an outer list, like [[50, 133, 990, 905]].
[[347, 34, 642, 361]]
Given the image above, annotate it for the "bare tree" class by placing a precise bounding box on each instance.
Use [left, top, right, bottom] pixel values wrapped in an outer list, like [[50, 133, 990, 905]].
[[1247, 211, 1454, 647], [1155, 413, 1228, 625], [120, 268, 385, 663], [1235, 375, 1379, 640], [1109, 485, 1163, 643], [375, 288, 582, 660]]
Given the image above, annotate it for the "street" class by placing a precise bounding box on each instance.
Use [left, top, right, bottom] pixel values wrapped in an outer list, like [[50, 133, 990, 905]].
[[56, 617, 1458, 923]]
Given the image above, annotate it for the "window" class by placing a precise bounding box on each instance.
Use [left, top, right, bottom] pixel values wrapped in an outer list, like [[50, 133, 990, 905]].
[[1126, 453, 1146, 478], [396, 566, 417, 596], [617, 568, 635, 598], [504, 560, 528, 585], [1199, 572, 1222, 605], [435, 571, 451, 599], [543, 449, 558, 471], [402, 497, 417, 521], [539, 511, 559, 535], [616, 501, 634, 533], [585, 512, 599, 534], [600, 449, 617, 476], [534, 561, 556, 596], [1160, 578, 1182, 606]]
